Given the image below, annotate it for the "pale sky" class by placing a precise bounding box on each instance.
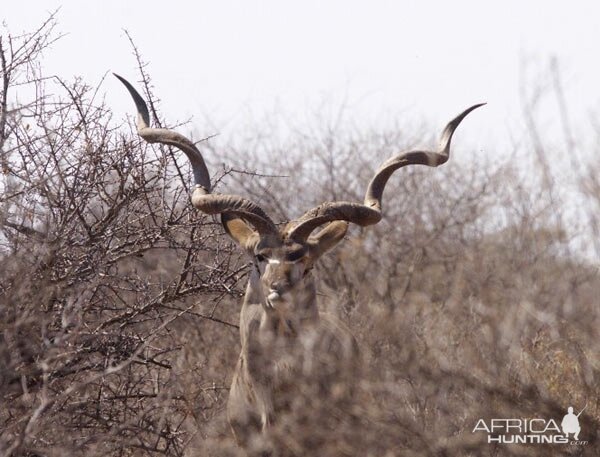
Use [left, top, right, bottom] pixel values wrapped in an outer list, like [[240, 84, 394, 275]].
[[3, 1, 600, 158]]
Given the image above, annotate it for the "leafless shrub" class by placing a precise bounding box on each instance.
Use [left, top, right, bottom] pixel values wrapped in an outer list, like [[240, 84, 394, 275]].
[[1, 16, 598, 457], [0, 17, 244, 456]]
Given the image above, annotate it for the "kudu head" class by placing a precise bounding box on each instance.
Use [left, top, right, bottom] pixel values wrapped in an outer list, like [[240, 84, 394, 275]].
[[114, 74, 483, 312]]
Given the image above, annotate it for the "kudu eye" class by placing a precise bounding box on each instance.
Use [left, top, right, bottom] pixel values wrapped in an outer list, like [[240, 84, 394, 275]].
[[255, 254, 267, 263], [286, 249, 305, 262]]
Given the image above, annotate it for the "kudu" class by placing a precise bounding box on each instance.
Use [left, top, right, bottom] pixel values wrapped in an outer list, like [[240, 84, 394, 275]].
[[115, 73, 483, 448]]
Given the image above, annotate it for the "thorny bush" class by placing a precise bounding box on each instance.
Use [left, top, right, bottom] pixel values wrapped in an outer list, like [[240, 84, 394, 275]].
[[1, 16, 599, 457]]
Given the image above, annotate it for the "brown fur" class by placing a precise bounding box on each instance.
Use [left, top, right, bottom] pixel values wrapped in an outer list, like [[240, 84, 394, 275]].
[[223, 221, 357, 450]]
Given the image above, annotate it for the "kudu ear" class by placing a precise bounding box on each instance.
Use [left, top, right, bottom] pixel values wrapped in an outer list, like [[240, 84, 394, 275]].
[[221, 214, 260, 252], [309, 221, 348, 258]]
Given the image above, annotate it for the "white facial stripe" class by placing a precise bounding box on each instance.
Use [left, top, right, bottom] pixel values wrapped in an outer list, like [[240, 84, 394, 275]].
[[267, 258, 304, 265]]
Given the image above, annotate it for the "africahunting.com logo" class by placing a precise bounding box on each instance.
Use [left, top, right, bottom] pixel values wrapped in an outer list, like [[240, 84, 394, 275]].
[[472, 405, 588, 446]]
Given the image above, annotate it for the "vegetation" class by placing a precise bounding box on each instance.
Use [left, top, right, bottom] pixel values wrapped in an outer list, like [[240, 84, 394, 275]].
[[1, 16, 598, 457]]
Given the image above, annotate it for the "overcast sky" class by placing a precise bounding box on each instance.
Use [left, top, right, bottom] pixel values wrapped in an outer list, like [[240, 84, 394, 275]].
[[4, 1, 600, 158]]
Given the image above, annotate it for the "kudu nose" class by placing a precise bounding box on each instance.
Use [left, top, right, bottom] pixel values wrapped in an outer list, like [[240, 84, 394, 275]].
[[268, 281, 287, 302]]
